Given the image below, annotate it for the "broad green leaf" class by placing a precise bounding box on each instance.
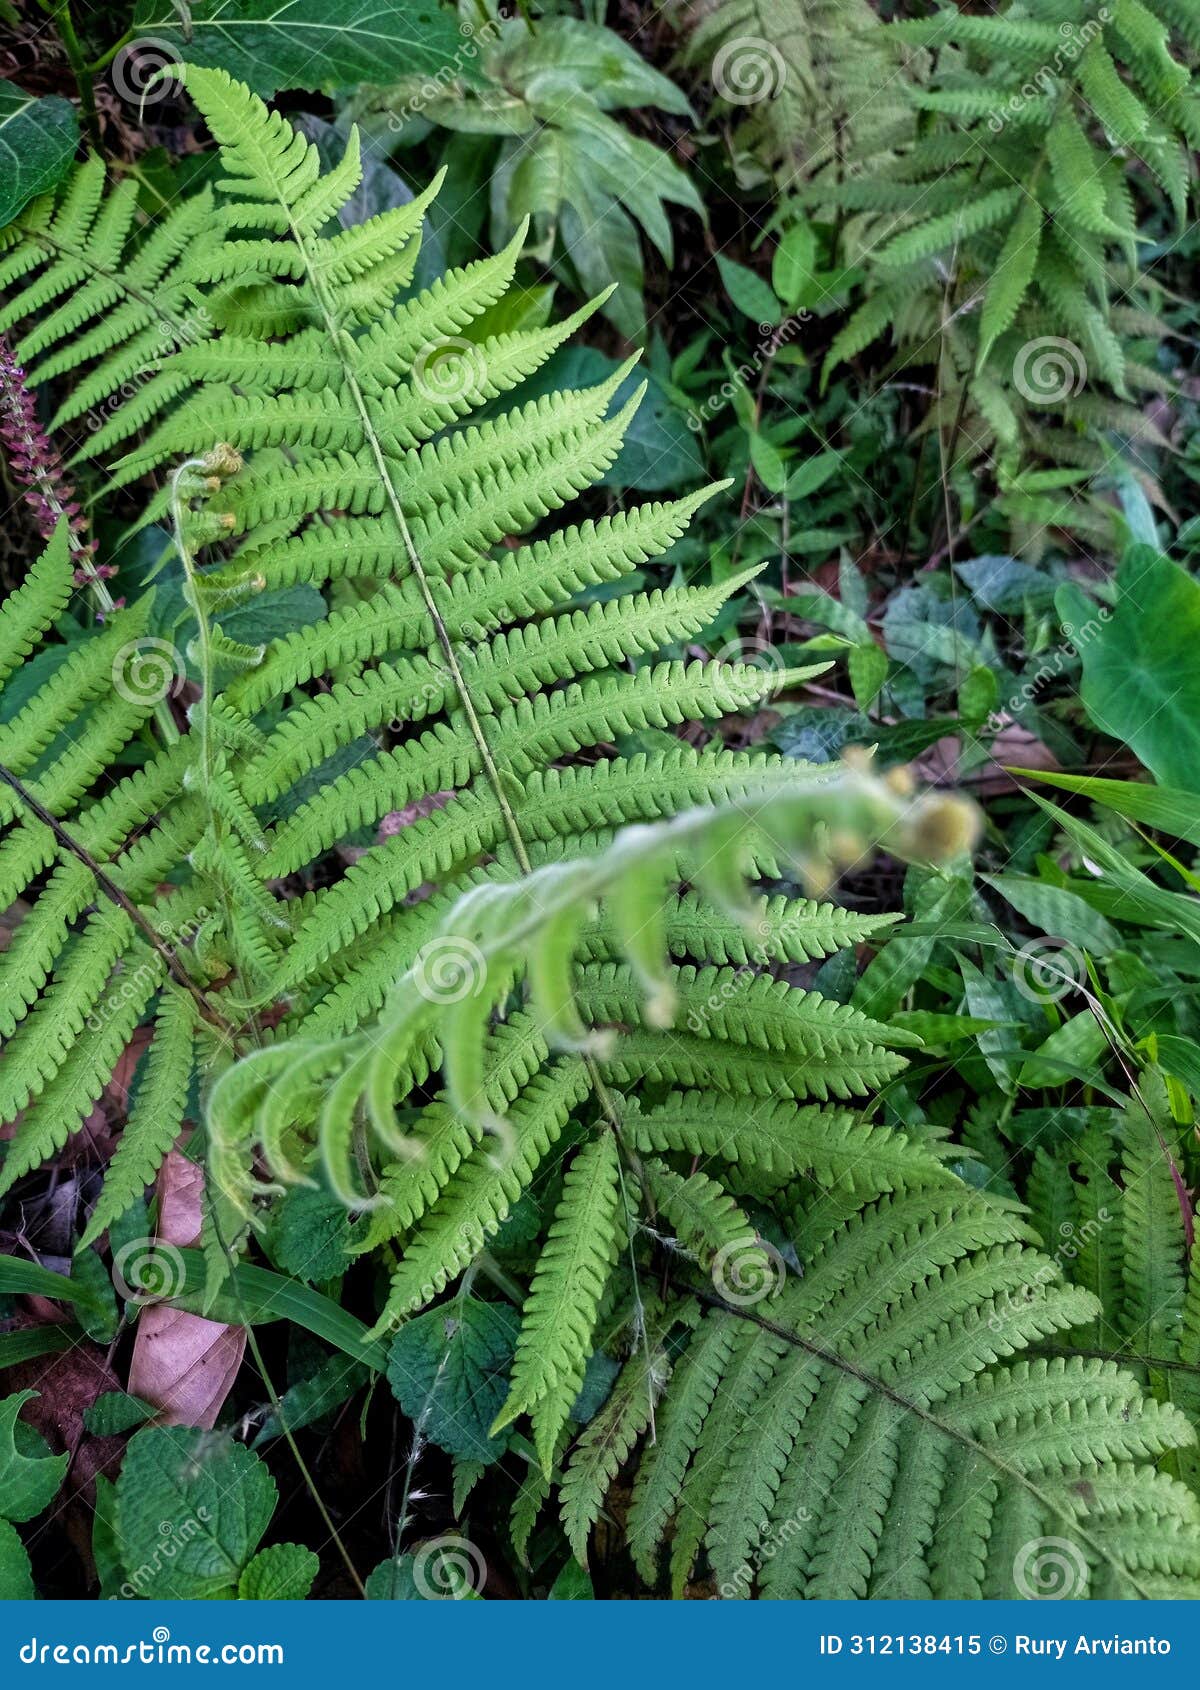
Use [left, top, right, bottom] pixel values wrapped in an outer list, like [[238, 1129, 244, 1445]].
[[784, 451, 841, 501], [847, 642, 888, 712], [0, 1255, 106, 1320], [0, 1519, 33, 1600], [1058, 549, 1200, 791], [114, 1427, 277, 1599], [1117, 472, 1160, 550], [130, 0, 466, 96], [365, 1555, 421, 1599], [90, 1476, 125, 1601], [781, 586, 870, 644], [1020, 1012, 1110, 1089], [983, 875, 1121, 956], [1147, 1034, 1200, 1097], [238, 1542, 319, 1599], [772, 221, 818, 310], [516, 18, 692, 116], [853, 870, 972, 1019], [364, 1547, 482, 1599], [749, 433, 787, 493], [716, 256, 781, 326], [71, 1246, 119, 1344], [387, 1298, 520, 1464], [83, 1393, 155, 1437], [958, 665, 998, 727], [1027, 796, 1200, 945], [0, 1327, 75, 1370], [267, 1186, 360, 1284], [955, 555, 1057, 614], [0, 82, 78, 226], [957, 953, 1023, 1092], [549, 1559, 595, 1598], [0, 1392, 68, 1523]]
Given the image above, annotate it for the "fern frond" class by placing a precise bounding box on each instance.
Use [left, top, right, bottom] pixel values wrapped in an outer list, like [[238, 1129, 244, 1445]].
[[560, 1314, 678, 1564], [876, 187, 1022, 269], [0, 160, 213, 451], [629, 1092, 952, 1192], [0, 522, 74, 684], [78, 993, 197, 1248], [374, 1061, 591, 1328], [495, 1131, 622, 1463], [629, 1188, 1200, 1598], [642, 1160, 761, 1269]]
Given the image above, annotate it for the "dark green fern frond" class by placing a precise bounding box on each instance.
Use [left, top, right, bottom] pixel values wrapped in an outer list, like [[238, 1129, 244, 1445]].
[[1019, 1071, 1200, 1496], [682, 0, 919, 178], [811, 0, 1199, 507]]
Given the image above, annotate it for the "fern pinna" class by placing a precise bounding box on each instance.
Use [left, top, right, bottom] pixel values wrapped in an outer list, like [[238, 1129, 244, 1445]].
[[0, 67, 1197, 1598]]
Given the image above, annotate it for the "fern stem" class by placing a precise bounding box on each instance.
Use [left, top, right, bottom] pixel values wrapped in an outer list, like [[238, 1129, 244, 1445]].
[[171, 460, 218, 788], [294, 217, 634, 1138], [87, 29, 133, 74], [45, 0, 100, 148], [1033, 1343, 1200, 1377]]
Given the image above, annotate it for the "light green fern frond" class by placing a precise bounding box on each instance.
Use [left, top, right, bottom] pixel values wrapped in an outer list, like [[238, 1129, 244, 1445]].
[[0, 159, 214, 456]]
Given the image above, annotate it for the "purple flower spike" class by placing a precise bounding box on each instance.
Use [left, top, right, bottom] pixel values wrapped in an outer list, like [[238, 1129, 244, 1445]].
[[0, 336, 97, 577]]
